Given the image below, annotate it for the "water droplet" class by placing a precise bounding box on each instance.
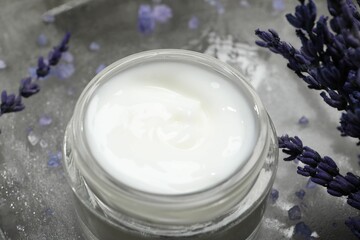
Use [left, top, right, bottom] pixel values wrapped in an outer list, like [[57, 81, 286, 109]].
[[39, 139, 48, 148], [16, 225, 25, 232], [27, 131, 39, 146], [0, 59, 7, 70]]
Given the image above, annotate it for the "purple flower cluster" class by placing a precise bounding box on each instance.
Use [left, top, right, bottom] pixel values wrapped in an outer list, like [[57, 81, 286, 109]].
[[137, 4, 172, 34], [256, 0, 360, 142], [279, 135, 360, 209], [0, 33, 70, 117], [255, 0, 360, 237]]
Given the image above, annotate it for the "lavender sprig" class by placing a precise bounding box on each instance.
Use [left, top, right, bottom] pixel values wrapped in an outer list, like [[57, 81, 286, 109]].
[[279, 135, 360, 209], [0, 32, 71, 117], [255, 0, 360, 142]]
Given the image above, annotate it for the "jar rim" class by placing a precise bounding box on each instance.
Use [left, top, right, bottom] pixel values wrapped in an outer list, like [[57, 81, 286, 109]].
[[68, 49, 271, 223]]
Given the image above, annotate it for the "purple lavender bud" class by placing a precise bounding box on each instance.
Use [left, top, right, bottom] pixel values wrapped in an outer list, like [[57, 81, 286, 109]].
[[138, 4, 155, 34], [37, 34, 48, 47], [298, 116, 309, 125], [48, 48, 62, 66], [295, 189, 306, 199], [89, 42, 101, 52], [36, 57, 50, 78], [152, 4, 172, 23], [294, 222, 312, 239], [61, 52, 74, 63], [39, 115, 53, 126], [55, 63, 75, 80], [19, 77, 40, 98], [0, 91, 25, 115], [272, 0, 285, 12], [310, 177, 328, 186], [327, 188, 343, 197], [59, 32, 71, 52], [288, 205, 302, 220], [188, 16, 199, 30], [269, 188, 279, 204], [47, 152, 61, 168]]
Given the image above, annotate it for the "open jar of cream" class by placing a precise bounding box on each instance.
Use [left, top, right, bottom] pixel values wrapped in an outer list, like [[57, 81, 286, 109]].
[[63, 49, 278, 240]]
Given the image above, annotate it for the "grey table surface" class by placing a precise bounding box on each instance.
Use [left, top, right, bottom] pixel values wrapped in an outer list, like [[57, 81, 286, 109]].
[[0, 0, 358, 239]]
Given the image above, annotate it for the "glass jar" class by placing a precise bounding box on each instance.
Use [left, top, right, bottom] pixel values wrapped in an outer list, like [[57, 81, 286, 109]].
[[63, 49, 278, 240]]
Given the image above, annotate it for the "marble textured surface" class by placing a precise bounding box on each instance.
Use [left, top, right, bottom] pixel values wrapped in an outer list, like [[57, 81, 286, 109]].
[[0, 0, 358, 239]]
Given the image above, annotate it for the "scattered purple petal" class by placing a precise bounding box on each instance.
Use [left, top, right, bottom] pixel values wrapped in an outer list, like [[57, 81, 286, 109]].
[[39, 115, 53, 126], [288, 205, 302, 220], [295, 189, 306, 200], [269, 188, 279, 204], [0, 59, 7, 70], [27, 131, 39, 146], [55, 63, 75, 80], [96, 64, 106, 74], [138, 4, 156, 34], [47, 151, 62, 168], [188, 16, 200, 30], [239, 0, 250, 8], [298, 116, 309, 125], [305, 179, 317, 189], [61, 52, 74, 63], [152, 4, 173, 23], [89, 42, 101, 52], [216, 1, 225, 14], [37, 34, 48, 47], [272, 0, 285, 12], [42, 14, 55, 23], [293, 222, 312, 239]]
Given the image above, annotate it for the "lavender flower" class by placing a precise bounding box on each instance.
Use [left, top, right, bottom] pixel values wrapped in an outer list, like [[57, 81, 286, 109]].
[[188, 16, 200, 30], [152, 4, 172, 23], [19, 77, 40, 98], [138, 4, 156, 34], [0, 33, 71, 120], [0, 91, 25, 115], [255, 0, 360, 142]]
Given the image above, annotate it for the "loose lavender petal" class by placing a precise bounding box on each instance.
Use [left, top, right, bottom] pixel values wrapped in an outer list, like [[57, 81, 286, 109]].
[[61, 52, 74, 63], [96, 64, 106, 74], [55, 63, 75, 80], [27, 131, 39, 146], [0, 59, 7, 70], [42, 14, 55, 23], [293, 222, 312, 239], [298, 116, 309, 125], [37, 34, 48, 47], [288, 205, 302, 220], [138, 4, 155, 34], [272, 0, 285, 12], [39, 115, 52, 126], [47, 151, 62, 168], [152, 4, 173, 23], [295, 189, 306, 199], [188, 16, 199, 30], [269, 188, 279, 203], [89, 42, 101, 52]]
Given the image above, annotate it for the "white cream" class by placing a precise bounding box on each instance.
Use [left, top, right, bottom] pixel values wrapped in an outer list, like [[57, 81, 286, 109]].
[[85, 61, 259, 195]]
